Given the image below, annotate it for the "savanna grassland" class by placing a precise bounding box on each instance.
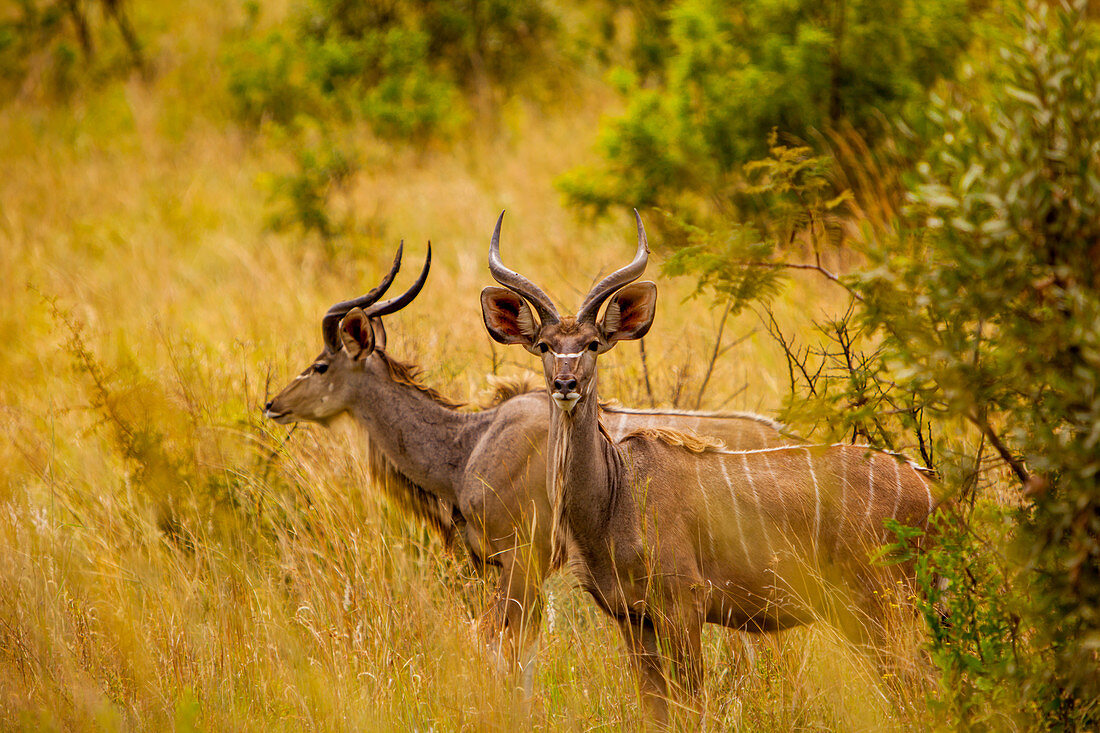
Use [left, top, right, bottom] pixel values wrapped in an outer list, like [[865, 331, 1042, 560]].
[[2, 0, 1098, 730]]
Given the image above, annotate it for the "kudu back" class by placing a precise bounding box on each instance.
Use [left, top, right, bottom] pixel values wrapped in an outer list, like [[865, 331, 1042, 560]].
[[264, 242, 796, 691], [480, 212, 936, 718]]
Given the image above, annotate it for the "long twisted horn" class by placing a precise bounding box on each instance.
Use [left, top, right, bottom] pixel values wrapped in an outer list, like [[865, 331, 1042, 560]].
[[487, 211, 560, 325], [575, 209, 649, 323], [320, 243, 403, 351], [364, 243, 431, 318]]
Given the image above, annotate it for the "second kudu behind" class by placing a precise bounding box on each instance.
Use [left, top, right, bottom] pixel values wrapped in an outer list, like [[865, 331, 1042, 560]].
[[480, 212, 936, 719], [264, 242, 795, 692]]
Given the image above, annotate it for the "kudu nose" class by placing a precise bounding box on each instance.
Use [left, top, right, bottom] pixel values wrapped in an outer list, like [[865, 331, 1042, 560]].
[[553, 377, 578, 394], [263, 400, 273, 412]]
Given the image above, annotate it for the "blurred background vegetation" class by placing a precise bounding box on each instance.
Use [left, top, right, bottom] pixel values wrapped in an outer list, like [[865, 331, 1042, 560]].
[[1, 0, 1097, 729]]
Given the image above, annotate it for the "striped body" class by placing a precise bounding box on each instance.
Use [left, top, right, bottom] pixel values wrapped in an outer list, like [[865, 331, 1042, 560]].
[[582, 439, 935, 632]]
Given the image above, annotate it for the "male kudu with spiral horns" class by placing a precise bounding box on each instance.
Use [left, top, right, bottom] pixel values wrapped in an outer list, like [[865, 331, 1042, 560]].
[[264, 242, 796, 693], [480, 211, 936, 719]]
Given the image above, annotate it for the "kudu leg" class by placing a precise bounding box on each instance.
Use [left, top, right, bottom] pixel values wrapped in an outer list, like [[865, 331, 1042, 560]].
[[663, 610, 705, 699], [656, 601, 706, 727], [618, 618, 669, 723], [479, 550, 544, 697]]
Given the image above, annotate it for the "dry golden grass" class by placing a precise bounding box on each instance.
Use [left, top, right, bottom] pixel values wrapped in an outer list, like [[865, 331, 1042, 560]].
[[0, 10, 938, 729]]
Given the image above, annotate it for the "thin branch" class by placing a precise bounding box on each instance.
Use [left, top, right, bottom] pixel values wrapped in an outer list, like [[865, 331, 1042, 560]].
[[969, 410, 1030, 487], [639, 338, 656, 408], [715, 383, 749, 410], [716, 329, 756, 359], [695, 297, 733, 409], [742, 260, 863, 301]]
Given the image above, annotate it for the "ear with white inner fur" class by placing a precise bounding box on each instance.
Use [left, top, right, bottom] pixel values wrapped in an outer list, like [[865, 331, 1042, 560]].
[[339, 308, 376, 360], [481, 286, 540, 352], [599, 281, 657, 347]]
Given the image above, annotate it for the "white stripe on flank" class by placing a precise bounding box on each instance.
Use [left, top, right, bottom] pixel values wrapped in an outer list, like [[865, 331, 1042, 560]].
[[695, 461, 716, 556], [760, 451, 781, 532], [714, 443, 858, 456], [805, 448, 821, 550], [890, 456, 903, 520], [924, 472, 935, 515], [740, 452, 774, 556], [836, 447, 849, 553], [600, 406, 788, 432], [864, 452, 877, 532], [719, 459, 752, 562]]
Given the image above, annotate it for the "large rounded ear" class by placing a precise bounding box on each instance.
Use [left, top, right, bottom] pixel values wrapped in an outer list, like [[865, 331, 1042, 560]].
[[339, 308, 376, 360], [599, 281, 657, 347], [369, 316, 387, 352], [481, 286, 540, 351]]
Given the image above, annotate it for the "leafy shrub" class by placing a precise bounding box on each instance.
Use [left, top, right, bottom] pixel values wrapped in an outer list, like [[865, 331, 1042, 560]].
[[224, 0, 559, 140], [0, 0, 144, 103], [263, 131, 358, 244], [559, 0, 976, 224], [851, 3, 1100, 725], [644, 1, 1100, 727]]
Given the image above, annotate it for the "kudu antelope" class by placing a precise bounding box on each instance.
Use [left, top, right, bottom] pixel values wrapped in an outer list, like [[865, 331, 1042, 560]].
[[480, 212, 936, 717], [263, 242, 795, 690]]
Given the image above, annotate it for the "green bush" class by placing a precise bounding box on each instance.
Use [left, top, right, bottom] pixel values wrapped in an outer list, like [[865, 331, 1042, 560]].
[[853, 3, 1100, 724], [609, 1, 1100, 726], [224, 0, 559, 140], [0, 0, 144, 103], [559, 0, 976, 225]]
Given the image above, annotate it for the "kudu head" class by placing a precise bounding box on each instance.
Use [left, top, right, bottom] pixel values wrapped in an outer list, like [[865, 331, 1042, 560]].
[[480, 211, 656, 414], [264, 243, 431, 424]]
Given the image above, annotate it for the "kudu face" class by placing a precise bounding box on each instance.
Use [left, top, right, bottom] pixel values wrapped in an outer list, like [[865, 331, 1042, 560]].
[[263, 243, 430, 424], [480, 211, 657, 413], [263, 311, 382, 425]]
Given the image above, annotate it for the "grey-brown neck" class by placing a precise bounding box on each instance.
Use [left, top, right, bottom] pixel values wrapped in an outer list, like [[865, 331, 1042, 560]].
[[346, 352, 493, 506], [545, 372, 629, 570]]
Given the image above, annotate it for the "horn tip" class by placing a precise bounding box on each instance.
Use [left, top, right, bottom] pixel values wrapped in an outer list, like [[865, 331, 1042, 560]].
[[634, 208, 650, 254]]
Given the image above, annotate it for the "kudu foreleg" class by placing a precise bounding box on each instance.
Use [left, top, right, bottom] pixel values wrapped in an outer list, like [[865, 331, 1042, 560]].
[[479, 550, 544, 696], [618, 616, 669, 723]]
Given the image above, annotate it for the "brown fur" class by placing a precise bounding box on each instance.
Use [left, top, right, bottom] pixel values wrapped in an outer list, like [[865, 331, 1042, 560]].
[[268, 304, 797, 690], [362, 431, 458, 546]]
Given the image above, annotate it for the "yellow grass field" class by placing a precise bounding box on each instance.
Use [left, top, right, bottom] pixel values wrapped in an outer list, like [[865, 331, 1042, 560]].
[[0, 4, 937, 729]]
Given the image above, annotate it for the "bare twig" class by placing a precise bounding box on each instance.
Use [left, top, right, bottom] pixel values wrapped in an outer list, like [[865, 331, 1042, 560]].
[[742, 260, 863, 301], [969, 410, 1030, 487], [715, 383, 750, 410], [695, 297, 733, 410], [639, 338, 656, 408], [489, 342, 500, 376]]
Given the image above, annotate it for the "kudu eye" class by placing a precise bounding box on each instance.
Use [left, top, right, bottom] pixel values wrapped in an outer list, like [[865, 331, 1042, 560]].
[[588, 340, 600, 352], [537, 343, 549, 354], [313, 362, 329, 374]]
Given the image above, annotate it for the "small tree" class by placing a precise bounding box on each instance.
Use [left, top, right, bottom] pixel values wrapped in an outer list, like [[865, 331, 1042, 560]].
[[559, 0, 976, 236], [853, 2, 1100, 725]]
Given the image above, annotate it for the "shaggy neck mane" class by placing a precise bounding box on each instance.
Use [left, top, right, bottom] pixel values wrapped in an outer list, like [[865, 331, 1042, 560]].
[[621, 426, 726, 453], [376, 349, 464, 409], [361, 429, 460, 547]]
